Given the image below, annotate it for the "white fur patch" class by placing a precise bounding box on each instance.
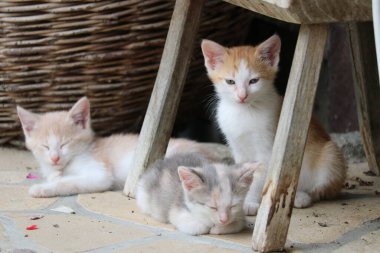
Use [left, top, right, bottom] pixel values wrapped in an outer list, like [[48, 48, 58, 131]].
[[47, 133, 58, 149]]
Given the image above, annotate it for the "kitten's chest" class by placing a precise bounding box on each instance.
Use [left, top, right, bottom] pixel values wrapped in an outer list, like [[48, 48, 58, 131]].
[[64, 153, 104, 175], [217, 101, 275, 139], [216, 101, 277, 162]]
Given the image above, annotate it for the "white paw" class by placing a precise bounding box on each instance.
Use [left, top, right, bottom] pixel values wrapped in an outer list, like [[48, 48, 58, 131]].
[[244, 201, 260, 216], [210, 225, 225, 235], [176, 223, 210, 235], [29, 184, 56, 198], [209, 222, 244, 235], [294, 191, 312, 208]]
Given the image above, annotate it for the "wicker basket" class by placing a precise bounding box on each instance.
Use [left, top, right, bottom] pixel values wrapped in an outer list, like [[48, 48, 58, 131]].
[[0, 0, 250, 146]]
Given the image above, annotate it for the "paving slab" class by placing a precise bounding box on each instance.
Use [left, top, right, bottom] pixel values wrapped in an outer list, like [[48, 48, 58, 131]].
[[77, 191, 174, 230], [0, 147, 379, 253], [0, 147, 37, 171], [333, 229, 380, 253], [0, 223, 9, 244], [288, 197, 380, 244], [1, 185, 57, 211], [6, 212, 154, 253], [0, 170, 29, 184], [114, 239, 245, 253]]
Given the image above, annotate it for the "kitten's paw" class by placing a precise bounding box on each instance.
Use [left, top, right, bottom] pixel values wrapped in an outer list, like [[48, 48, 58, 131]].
[[210, 225, 225, 235], [175, 223, 210, 235], [29, 184, 56, 198], [294, 191, 312, 208], [244, 201, 260, 216], [177, 226, 210, 235], [210, 222, 244, 235]]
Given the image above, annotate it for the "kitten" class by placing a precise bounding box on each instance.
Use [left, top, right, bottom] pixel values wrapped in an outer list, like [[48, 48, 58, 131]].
[[201, 35, 346, 215], [136, 153, 260, 235], [17, 97, 218, 198]]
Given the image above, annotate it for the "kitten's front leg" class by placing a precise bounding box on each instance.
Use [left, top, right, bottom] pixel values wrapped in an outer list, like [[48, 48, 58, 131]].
[[29, 182, 57, 198], [29, 174, 113, 198], [244, 167, 266, 216], [209, 219, 246, 235], [47, 171, 62, 182]]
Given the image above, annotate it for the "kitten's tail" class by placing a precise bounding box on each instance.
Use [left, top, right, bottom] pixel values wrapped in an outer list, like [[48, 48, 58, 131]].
[[311, 141, 346, 201]]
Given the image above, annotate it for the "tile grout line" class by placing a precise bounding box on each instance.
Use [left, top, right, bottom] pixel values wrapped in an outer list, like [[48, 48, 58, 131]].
[[289, 216, 380, 253], [0, 213, 51, 253]]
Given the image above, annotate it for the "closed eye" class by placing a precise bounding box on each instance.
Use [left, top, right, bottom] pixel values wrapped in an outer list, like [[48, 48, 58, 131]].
[[41, 145, 49, 150], [60, 141, 70, 149], [208, 206, 217, 210], [249, 78, 259, 84], [231, 203, 239, 208]]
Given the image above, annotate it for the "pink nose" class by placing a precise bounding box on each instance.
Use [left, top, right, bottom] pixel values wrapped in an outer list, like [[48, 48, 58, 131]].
[[239, 95, 248, 103], [219, 214, 229, 224], [51, 155, 60, 164], [220, 217, 228, 224]]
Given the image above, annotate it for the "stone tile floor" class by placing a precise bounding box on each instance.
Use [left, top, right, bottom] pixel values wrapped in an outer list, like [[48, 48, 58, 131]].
[[0, 147, 379, 253]]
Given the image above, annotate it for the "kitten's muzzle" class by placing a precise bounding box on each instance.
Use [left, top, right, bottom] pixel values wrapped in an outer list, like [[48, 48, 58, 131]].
[[50, 154, 60, 165], [219, 212, 229, 224]]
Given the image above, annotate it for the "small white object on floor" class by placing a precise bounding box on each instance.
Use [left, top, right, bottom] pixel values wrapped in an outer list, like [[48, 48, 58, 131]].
[[50, 206, 76, 214]]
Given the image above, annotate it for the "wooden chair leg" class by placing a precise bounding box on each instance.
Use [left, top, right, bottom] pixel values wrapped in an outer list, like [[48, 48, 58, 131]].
[[252, 24, 328, 252], [348, 22, 380, 175], [123, 0, 205, 197]]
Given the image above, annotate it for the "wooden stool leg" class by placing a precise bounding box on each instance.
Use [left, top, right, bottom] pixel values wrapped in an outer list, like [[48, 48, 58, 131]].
[[348, 22, 380, 175], [123, 0, 205, 197], [252, 24, 328, 252]]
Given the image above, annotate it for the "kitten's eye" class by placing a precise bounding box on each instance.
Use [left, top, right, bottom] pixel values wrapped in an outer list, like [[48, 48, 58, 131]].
[[249, 78, 259, 85], [42, 145, 49, 150], [208, 206, 217, 210], [225, 79, 235, 85], [60, 141, 70, 149]]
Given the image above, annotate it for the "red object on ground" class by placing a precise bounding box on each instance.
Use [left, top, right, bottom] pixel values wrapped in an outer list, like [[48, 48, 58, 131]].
[[26, 225, 38, 230], [26, 172, 40, 179]]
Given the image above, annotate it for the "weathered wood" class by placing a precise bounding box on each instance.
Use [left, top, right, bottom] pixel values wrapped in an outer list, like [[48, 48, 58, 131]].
[[223, 0, 371, 24], [374, 1, 380, 79], [348, 22, 380, 175], [123, 0, 205, 197], [252, 24, 328, 252]]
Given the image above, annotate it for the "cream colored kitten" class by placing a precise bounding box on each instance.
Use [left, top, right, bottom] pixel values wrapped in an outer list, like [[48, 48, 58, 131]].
[[17, 97, 217, 198], [201, 35, 346, 215]]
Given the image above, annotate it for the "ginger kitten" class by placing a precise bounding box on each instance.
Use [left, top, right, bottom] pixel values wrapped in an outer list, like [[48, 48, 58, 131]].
[[17, 97, 218, 197], [136, 153, 260, 235], [201, 35, 346, 215]]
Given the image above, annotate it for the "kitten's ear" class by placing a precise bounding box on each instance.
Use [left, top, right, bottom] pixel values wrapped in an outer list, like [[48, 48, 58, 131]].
[[238, 162, 261, 187], [201, 39, 226, 72], [178, 166, 204, 191], [68, 97, 90, 129], [255, 34, 281, 67], [17, 106, 40, 137]]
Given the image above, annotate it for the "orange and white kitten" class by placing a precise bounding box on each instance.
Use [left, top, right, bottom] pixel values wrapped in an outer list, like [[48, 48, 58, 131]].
[[201, 35, 346, 215], [17, 97, 217, 198]]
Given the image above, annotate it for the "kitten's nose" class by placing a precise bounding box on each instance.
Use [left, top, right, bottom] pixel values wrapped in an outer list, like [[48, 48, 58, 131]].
[[239, 95, 248, 103], [219, 213, 229, 224], [51, 155, 60, 164]]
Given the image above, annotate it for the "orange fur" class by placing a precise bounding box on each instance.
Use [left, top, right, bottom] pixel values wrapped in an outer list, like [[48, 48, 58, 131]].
[[201, 36, 346, 211], [208, 46, 277, 84], [17, 97, 223, 197]]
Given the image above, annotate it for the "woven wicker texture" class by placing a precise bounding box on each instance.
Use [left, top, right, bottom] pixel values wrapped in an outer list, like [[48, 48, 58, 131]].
[[0, 0, 250, 146]]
